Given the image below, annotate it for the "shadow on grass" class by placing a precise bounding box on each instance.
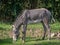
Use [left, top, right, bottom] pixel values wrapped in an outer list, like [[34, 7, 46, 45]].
[[25, 37, 60, 45], [0, 27, 6, 30], [25, 37, 42, 42], [0, 38, 12, 45], [25, 40, 60, 45], [34, 41, 60, 45]]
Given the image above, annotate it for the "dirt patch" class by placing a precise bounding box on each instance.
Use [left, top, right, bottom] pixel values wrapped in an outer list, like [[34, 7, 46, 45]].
[[0, 29, 60, 39], [0, 29, 43, 39]]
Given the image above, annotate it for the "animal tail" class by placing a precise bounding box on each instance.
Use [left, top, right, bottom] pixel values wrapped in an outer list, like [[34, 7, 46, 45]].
[[51, 15, 55, 23], [44, 9, 55, 23]]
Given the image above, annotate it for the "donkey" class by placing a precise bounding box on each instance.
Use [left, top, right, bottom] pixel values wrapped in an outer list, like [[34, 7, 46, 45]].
[[12, 8, 55, 42]]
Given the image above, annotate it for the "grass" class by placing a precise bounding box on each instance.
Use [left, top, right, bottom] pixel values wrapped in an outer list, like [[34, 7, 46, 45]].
[[50, 22, 60, 32], [0, 38, 60, 45], [0, 22, 60, 32], [0, 38, 12, 45], [0, 22, 11, 30], [25, 40, 60, 45], [27, 22, 60, 32], [0, 22, 60, 45]]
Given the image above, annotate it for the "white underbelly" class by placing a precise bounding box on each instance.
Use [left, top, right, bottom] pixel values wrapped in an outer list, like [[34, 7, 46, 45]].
[[28, 19, 42, 24]]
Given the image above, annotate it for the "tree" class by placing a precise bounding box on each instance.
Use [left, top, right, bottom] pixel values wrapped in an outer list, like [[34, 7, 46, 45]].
[[0, 0, 60, 22]]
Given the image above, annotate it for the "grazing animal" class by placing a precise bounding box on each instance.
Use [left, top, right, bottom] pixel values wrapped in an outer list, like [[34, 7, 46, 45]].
[[12, 8, 55, 42]]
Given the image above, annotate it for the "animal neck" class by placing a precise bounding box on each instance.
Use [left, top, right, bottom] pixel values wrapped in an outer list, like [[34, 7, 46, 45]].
[[12, 10, 28, 29], [13, 20, 22, 29]]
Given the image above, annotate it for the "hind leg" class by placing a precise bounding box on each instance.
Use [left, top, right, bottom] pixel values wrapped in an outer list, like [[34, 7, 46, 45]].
[[42, 18, 51, 40], [44, 23, 51, 40], [47, 24, 51, 40], [42, 22, 47, 40]]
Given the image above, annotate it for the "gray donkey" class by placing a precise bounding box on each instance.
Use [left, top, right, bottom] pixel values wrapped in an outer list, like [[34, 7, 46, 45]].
[[12, 8, 55, 42]]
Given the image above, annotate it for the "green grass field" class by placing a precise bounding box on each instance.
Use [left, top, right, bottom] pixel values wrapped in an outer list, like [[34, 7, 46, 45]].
[[0, 22, 60, 45], [0, 38, 60, 45]]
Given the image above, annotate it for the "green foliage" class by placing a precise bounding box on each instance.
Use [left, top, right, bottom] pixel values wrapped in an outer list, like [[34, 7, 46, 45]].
[[0, 0, 60, 22]]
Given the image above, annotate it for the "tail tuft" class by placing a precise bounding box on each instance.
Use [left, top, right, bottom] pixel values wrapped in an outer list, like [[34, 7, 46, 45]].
[[51, 16, 55, 23]]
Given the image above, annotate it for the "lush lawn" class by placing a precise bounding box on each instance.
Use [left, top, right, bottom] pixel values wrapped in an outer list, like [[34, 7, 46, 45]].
[[0, 22, 11, 30], [0, 22, 60, 32], [27, 22, 60, 32], [0, 22, 60, 45], [0, 38, 60, 45]]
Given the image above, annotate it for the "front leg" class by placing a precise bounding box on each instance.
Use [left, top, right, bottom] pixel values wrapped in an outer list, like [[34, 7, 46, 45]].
[[12, 25, 20, 42], [22, 24, 27, 43]]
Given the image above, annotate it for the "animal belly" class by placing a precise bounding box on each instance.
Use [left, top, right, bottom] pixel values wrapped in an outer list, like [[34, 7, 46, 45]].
[[28, 19, 42, 24]]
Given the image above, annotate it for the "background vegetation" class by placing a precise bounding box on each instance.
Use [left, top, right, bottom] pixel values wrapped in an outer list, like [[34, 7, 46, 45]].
[[0, 0, 60, 45], [0, 0, 60, 22]]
